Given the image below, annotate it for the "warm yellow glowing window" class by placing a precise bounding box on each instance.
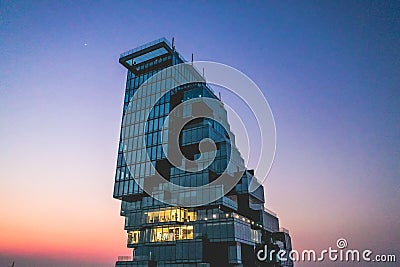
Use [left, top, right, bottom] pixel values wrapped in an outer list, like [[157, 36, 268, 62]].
[[145, 207, 196, 223], [150, 225, 194, 242], [127, 230, 140, 244]]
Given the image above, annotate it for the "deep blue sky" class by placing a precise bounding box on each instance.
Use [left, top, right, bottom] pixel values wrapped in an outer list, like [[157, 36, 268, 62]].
[[0, 1, 399, 266]]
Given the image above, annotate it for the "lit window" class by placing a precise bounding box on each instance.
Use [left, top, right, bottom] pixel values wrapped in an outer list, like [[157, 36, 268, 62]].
[[150, 225, 194, 242], [145, 207, 196, 223], [127, 230, 140, 244]]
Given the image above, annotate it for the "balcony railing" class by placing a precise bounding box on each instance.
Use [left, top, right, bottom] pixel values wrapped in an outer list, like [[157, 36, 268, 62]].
[[264, 207, 277, 216], [117, 256, 133, 262], [120, 38, 172, 58], [279, 227, 290, 234]]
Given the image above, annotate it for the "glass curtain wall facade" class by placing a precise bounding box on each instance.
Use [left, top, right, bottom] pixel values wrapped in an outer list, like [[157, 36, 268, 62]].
[[114, 38, 292, 267]]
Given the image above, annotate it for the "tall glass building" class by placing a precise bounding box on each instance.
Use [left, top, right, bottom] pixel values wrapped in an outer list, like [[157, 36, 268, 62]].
[[114, 38, 292, 267]]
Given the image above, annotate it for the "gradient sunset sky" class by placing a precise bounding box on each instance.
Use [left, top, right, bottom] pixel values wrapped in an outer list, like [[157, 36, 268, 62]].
[[0, 1, 399, 266]]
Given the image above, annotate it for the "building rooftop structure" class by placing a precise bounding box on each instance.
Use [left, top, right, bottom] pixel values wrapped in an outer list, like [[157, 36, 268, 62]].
[[113, 38, 292, 267]]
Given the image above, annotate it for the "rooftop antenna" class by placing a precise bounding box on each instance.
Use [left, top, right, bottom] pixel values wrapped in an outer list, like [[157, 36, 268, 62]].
[[172, 37, 175, 51], [219, 92, 222, 100], [202, 67, 204, 78], [191, 53, 194, 65]]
